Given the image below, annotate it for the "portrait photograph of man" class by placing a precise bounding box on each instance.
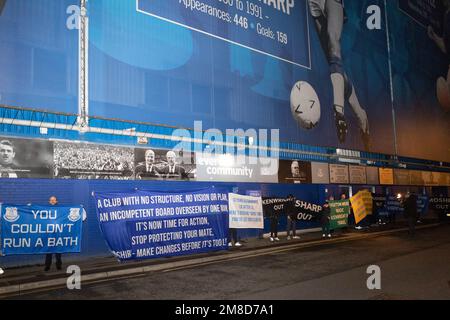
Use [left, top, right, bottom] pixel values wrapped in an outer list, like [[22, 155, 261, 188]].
[[135, 149, 160, 179], [278, 160, 312, 184], [0, 137, 53, 179]]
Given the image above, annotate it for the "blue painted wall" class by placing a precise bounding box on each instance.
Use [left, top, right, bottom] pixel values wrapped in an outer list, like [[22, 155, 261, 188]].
[[0, 178, 326, 267]]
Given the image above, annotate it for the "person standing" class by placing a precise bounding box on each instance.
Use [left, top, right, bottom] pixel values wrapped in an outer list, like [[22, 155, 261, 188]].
[[269, 205, 280, 242], [286, 195, 300, 240], [388, 194, 398, 225], [43, 196, 87, 271], [228, 228, 242, 247], [402, 192, 418, 237], [44, 196, 62, 271], [321, 197, 333, 238], [371, 192, 380, 226]]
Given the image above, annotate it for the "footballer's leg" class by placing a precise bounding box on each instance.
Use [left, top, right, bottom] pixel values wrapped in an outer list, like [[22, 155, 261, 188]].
[[309, 0, 327, 46], [346, 80, 371, 150], [326, 0, 370, 150], [0, 0, 6, 14], [325, 0, 348, 143]]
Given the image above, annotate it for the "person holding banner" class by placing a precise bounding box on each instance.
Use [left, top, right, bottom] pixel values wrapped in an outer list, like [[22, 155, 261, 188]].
[[320, 197, 332, 238], [402, 192, 418, 238], [342, 193, 355, 229], [268, 207, 280, 242], [286, 195, 300, 240], [44, 196, 62, 271], [44, 196, 87, 271], [371, 192, 380, 226], [228, 228, 242, 247]]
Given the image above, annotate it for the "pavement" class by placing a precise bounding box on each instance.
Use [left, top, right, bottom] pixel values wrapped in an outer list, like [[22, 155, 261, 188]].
[[0, 219, 446, 298], [243, 242, 450, 300]]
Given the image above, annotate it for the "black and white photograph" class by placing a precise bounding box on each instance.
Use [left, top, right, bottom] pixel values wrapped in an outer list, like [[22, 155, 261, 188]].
[[53, 141, 134, 180], [134, 148, 196, 181], [0, 137, 53, 179], [278, 160, 312, 184]]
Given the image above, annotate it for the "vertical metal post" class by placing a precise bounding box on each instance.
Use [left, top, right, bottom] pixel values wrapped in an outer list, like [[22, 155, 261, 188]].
[[77, 0, 89, 132], [384, 0, 398, 157]]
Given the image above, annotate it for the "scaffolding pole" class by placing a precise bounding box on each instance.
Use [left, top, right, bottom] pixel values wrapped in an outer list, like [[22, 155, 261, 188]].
[[77, 0, 89, 132]]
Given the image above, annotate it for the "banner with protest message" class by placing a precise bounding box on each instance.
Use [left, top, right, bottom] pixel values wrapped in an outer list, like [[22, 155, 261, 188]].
[[262, 197, 289, 218], [329, 200, 350, 230], [228, 193, 263, 229], [373, 194, 388, 216], [94, 188, 229, 261], [1, 204, 84, 255], [262, 196, 323, 222], [351, 190, 373, 224], [362, 190, 374, 216], [417, 195, 429, 216], [429, 197, 450, 213], [386, 195, 404, 215], [294, 199, 323, 222]]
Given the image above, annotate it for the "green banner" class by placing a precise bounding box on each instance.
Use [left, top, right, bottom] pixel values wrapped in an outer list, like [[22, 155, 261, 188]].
[[329, 200, 350, 230]]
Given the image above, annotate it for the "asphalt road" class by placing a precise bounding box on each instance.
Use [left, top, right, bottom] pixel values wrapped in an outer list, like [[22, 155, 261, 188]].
[[13, 224, 450, 300]]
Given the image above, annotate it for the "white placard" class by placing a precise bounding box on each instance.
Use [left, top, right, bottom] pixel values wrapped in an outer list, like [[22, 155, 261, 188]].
[[228, 193, 264, 229]]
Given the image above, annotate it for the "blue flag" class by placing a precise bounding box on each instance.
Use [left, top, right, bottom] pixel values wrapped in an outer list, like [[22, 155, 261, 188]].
[[417, 195, 429, 216], [94, 188, 229, 261], [1, 205, 84, 255]]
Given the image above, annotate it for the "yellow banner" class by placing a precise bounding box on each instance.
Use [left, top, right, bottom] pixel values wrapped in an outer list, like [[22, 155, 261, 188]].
[[351, 190, 373, 224]]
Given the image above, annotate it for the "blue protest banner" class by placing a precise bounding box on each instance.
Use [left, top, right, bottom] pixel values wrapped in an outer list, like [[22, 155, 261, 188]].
[[373, 194, 388, 217], [417, 195, 429, 216], [1, 205, 84, 255], [386, 195, 404, 215], [94, 188, 229, 261]]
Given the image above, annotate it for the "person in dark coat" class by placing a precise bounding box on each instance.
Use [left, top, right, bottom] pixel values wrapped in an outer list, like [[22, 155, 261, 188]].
[[320, 196, 334, 238], [402, 192, 418, 237], [44, 196, 87, 271], [269, 205, 280, 242], [45, 196, 62, 271], [286, 195, 300, 240]]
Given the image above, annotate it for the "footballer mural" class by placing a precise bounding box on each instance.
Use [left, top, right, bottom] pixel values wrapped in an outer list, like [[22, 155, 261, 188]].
[[0, 0, 448, 161], [305, 0, 370, 150]]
